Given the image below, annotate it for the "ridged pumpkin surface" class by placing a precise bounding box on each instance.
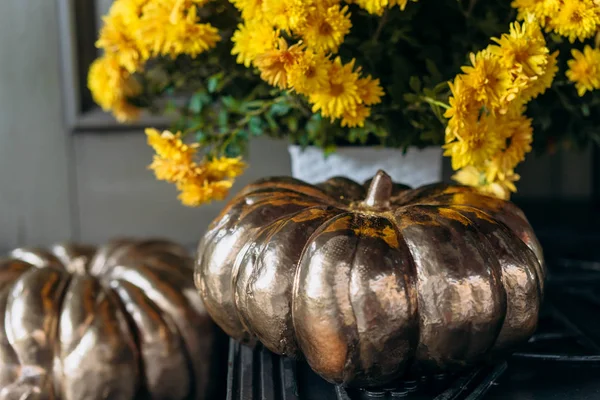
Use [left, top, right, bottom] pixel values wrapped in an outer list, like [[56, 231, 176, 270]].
[[196, 171, 544, 386], [0, 240, 214, 400]]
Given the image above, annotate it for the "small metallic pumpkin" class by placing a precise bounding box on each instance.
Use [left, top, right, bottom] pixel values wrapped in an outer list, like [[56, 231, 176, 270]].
[[196, 171, 545, 387], [0, 239, 215, 400]]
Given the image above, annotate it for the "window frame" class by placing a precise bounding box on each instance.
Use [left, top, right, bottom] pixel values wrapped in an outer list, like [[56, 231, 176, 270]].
[[56, 0, 168, 132]]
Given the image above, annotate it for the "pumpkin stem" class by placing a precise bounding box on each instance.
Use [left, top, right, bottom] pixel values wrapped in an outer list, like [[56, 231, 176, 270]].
[[364, 170, 393, 209], [66, 256, 88, 275]]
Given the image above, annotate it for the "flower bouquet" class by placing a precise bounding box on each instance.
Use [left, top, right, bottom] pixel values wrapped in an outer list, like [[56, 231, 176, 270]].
[[89, 0, 600, 205]]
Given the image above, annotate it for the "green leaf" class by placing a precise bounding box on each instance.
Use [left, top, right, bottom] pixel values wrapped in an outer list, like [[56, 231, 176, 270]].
[[306, 114, 323, 139], [420, 130, 440, 142], [243, 100, 264, 111], [265, 113, 278, 132], [323, 144, 337, 156], [375, 127, 389, 138], [189, 92, 210, 114], [188, 93, 204, 114], [222, 96, 239, 112], [237, 130, 249, 140], [425, 59, 442, 82], [348, 127, 360, 143], [286, 117, 298, 133], [270, 102, 292, 116], [349, 127, 370, 144], [248, 116, 263, 136], [218, 109, 229, 129], [164, 99, 178, 114], [409, 76, 421, 93], [208, 72, 224, 93], [582, 103, 590, 117], [403, 93, 419, 103], [434, 81, 450, 93], [225, 142, 242, 158], [195, 131, 206, 142]]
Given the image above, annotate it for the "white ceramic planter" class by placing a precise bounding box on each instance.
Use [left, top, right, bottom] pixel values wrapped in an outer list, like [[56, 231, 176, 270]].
[[288, 145, 443, 187]]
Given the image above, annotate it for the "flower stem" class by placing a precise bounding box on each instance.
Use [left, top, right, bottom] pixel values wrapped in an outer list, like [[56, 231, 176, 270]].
[[424, 97, 451, 110], [372, 9, 389, 43]]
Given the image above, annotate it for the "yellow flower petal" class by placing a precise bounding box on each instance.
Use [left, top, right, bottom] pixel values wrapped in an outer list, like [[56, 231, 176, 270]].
[[566, 45, 600, 96]]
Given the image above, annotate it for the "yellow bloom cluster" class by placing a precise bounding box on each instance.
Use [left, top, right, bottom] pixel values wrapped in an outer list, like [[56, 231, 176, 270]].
[[88, 55, 143, 122], [146, 128, 246, 206], [445, 20, 558, 200], [350, 0, 414, 16], [566, 45, 600, 95], [512, 0, 600, 43], [230, 0, 398, 128], [513, 1, 600, 100], [88, 0, 220, 121]]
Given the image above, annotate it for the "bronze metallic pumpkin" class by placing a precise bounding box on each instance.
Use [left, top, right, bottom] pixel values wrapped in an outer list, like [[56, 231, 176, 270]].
[[0, 239, 215, 400], [195, 171, 545, 387]]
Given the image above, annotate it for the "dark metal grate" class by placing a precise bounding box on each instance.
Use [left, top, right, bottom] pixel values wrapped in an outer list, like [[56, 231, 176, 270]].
[[225, 256, 600, 400]]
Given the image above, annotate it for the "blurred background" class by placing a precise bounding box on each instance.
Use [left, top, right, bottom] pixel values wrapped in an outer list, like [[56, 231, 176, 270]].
[[0, 0, 597, 253]]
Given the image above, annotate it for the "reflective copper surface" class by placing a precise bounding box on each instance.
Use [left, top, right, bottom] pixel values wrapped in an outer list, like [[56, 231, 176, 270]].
[[196, 170, 545, 387], [0, 240, 215, 400]]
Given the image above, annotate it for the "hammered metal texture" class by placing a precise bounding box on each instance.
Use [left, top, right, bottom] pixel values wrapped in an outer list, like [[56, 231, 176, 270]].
[[224, 250, 600, 399], [196, 171, 545, 387], [0, 240, 217, 400]]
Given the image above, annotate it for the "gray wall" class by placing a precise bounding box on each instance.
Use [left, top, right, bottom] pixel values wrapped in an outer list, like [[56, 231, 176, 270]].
[[73, 134, 290, 249], [0, 0, 593, 252], [0, 0, 73, 252]]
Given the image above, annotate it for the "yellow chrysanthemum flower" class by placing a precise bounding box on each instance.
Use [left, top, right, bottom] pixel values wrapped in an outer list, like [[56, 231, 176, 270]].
[[96, 12, 147, 73], [310, 57, 361, 119], [301, 4, 352, 53], [145, 128, 244, 206], [230, 0, 265, 21], [177, 179, 233, 206], [341, 104, 371, 128], [445, 15, 555, 200], [145, 128, 201, 184], [88, 55, 142, 114], [461, 50, 513, 110], [231, 21, 279, 67], [165, 21, 220, 58], [205, 157, 247, 180], [287, 50, 330, 94], [490, 113, 533, 175], [390, 0, 414, 11], [490, 20, 549, 78], [254, 40, 303, 88], [354, 0, 415, 15], [453, 166, 519, 200], [443, 113, 506, 170], [139, 1, 220, 58], [149, 156, 197, 183], [357, 76, 385, 106], [519, 50, 559, 102], [511, 0, 561, 26], [107, 0, 148, 25], [444, 75, 481, 142], [145, 128, 198, 161], [551, 0, 600, 43], [452, 165, 484, 187], [566, 45, 600, 96], [171, 1, 205, 19], [112, 99, 142, 122], [262, 0, 314, 32], [88, 56, 123, 111], [489, 169, 520, 199]]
